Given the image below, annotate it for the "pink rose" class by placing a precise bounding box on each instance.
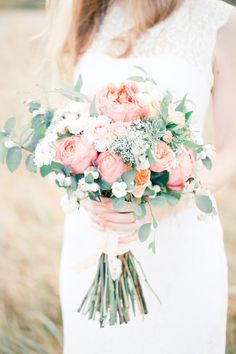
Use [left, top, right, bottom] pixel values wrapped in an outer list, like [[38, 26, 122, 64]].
[[96, 151, 128, 185], [96, 81, 150, 123], [150, 142, 174, 173], [110, 122, 130, 138], [85, 116, 111, 143], [55, 135, 98, 174], [167, 151, 194, 191]]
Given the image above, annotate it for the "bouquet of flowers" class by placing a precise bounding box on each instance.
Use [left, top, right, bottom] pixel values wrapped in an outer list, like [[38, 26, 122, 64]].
[[0, 66, 215, 327]]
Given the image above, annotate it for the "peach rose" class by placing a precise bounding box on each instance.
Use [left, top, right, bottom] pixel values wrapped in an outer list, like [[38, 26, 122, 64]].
[[96, 151, 128, 185], [55, 135, 98, 174], [167, 150, 194, 191], [150, 142, 174, 173], [85, 116, 111, 143], [110, 122, 130, 138], [96, 81, 150, 123], [133, 169, 151, 198]]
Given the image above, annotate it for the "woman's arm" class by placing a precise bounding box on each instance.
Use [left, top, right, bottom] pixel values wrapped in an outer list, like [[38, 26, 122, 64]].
[[201, 9, 236, 192]]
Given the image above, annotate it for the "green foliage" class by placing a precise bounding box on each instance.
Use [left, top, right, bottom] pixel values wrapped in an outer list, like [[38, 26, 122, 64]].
[[195, 195, 213, 214], [138, 222, 152, 242], [6, 146, 22, 172]]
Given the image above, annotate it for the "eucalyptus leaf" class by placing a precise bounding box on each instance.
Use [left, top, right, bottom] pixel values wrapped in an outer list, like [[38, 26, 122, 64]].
[[133, 65, 148, 76], [28, 100, 41, 113], [202, 157, 212, 170], [4, 117, 16, 135], [195, 195, 213, 214], [0, 143, 7, 164], [89, 96, 98, 117], [131, 203, 143, 218], [163, 192, 181, 206], [6, 146, 22, 172], [151, 171, 169, 187], [126, 76, 146, 82], [138, 223, 152, 242], [121, 169, 136, 185], [150, 195, 166, 207], [97, 179, 111, 191], [25, 154, 37, 173], [112, 197, 127, 210], [85, 173, 94, 183], [185, 111, 193, 121], [148, 241, 156, 254], [146, 148, 156, 164], [160, 92, 172, 119], [0, 131, 7, 139], [74, 74, 83, 92], [175, 94, 187, 112], [40, 165, 53, 177]]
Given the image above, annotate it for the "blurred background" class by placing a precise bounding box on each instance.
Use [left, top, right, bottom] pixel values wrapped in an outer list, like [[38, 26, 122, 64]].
[[0, 1, 235, 353]]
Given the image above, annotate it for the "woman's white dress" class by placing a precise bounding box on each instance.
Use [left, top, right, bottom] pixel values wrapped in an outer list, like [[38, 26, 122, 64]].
[[60, 1, 233, 353]]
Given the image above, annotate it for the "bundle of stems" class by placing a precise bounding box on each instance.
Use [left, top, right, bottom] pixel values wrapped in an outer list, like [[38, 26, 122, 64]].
[[78, 251, 151, 327]]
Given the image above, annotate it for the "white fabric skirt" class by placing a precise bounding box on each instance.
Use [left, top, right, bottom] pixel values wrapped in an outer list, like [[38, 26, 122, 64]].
[[60, 202, 228, 354]]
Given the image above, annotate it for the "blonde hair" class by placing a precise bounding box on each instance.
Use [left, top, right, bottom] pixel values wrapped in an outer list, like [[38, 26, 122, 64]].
[[46, 0, 182, 80]]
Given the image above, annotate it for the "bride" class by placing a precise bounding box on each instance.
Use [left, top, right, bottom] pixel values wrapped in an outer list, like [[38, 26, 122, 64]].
[[46, 0, 236, 353]]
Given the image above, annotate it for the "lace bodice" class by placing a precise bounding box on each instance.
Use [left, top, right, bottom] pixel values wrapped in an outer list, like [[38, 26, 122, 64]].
[[75, 0, 232, 131]]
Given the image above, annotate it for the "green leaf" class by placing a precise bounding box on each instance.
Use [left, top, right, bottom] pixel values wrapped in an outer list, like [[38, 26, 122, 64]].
[[202, 157, 212, 170], [0, 131, 7, 139], [175, 94, 187, 112], [97, 179, 111, 191], [160, 92, 172, 119], [35, 122, 47, 140], [0, 143, 7, 164], [151, 171, 169, 187], [88, 192, 99, 202], [24, 133, 39, 152], [74, 74, 83, 92], [126, 76, 146, 82], [56, 87, 90, 102], [112, 197, 128, 210], [89, 96, 98, 117], [85, 173, 94, 183], [121, 169, 136, 185], [131, 203, 143, 218], [150, 194, 166, 207], [40, 164, 53, 177], [28, 100, 41, 113], [138, 223, 152, 242], [25, 154, 37, 173], [195, 195, 213, 214], [163, 192, 181, 206], [143, 187, 156, 197], [146, 148, 156, 164], [6, 146, 22, 172], [70, 176, 78, 192], [185, 111, 193, 121], [133, 65, 148, 76], [148, 241, 156, 254], [4, 117, 16, 135]]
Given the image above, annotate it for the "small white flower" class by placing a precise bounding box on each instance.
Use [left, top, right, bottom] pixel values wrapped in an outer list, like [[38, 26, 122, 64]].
[[60, 193, 78, 213], [198, 151, 207, 160], [34, 143, 53, 167], [153, 185, 161, 193], [76, 188, 87, 200], [67, 116, 88, 134], [204, 144, 216, 159], [89, 183, 100, 193], [4, 140, 17, 148], [67, 101, 88, 115], [32, 107, 46, 117], [84, 167, 99, 179], [56, 173, 71, 187], [112, 181, 127, 198], [47, 172, 57, 184]]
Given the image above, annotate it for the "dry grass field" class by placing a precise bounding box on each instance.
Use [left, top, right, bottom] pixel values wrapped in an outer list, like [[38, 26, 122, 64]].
[[0, 9, 235, 354]]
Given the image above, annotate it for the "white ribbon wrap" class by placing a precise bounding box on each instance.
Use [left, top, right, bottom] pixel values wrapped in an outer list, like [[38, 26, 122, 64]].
[[72, 231, 133, 281]]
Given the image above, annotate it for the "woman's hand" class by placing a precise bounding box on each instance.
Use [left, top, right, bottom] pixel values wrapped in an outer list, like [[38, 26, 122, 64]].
[[82, 197, 187, 245]]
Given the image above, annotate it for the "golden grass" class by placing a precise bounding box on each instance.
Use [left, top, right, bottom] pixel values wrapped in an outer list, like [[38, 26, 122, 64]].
[[0, 9, 235, 354]]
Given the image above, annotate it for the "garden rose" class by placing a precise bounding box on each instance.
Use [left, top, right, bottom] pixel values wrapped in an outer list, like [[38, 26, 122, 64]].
[[85, 115, 111, 144], [55, 135, 98, 174], [167, 150, 194, 191], [96, 151, 128, 185], [110, 122, 130, 138], [150, 142, 174, 173], [96, 81, 150, 123], [133, 169, 150, 198]]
